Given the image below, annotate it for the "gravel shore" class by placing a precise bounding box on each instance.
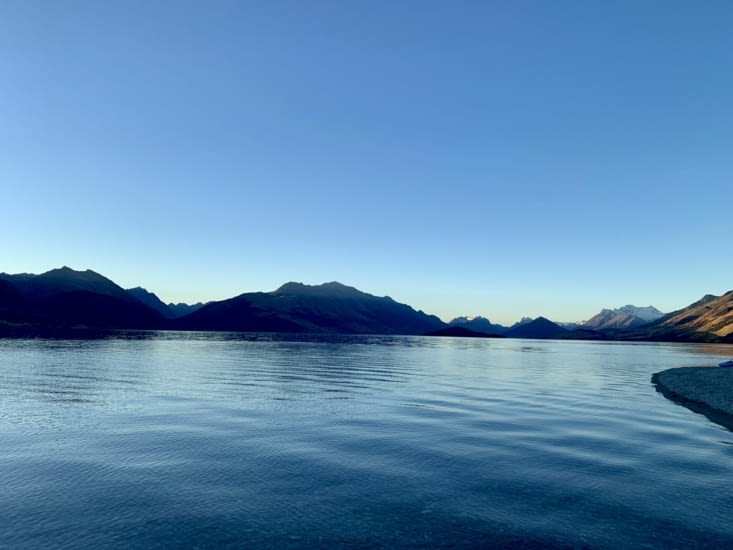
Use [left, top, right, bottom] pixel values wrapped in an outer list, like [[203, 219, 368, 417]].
[[652, 367, 733, 428]]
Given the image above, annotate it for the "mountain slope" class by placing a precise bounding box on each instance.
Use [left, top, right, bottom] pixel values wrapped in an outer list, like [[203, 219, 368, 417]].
[[176, 281, 446, 335], [583, 304, 664, 330], [9, 266, 131, 300], [0, 267, 165, 329], [168, 302, 205, 317], [640, 293, 733, 342], [504, 317, 568, 339], [127, 287, 175, 318], [584, 308, 646, 330], [617, 305, 664, 322], [448, 316, 507, 335]]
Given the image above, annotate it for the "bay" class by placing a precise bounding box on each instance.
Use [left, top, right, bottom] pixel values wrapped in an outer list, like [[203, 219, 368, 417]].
[[1, 333, 732, 548]]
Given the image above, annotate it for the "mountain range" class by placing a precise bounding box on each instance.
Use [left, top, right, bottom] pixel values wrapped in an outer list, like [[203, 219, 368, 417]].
[[582, 305, 665, 330], [624, 293, 733, 343], [1, 266, 731, 342]]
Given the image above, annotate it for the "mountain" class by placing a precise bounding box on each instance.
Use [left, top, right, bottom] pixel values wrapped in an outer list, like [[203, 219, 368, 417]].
[[167, 302, 205, 317], [637, 293, 733, 342], [8, 266, 131, 301], [127, 287, 175, 318], [176, 281, 446, 334], [4, 265, 733, 343], [617, 305, 664, 322], [424, 326, 505, 338], [448, 316, 507, 335], [583, 308, 645, 330], [0, 267, 165, 331], [583, 304, 664, 330], [504, 317, 569, 339], [125, 287, 205, 319]]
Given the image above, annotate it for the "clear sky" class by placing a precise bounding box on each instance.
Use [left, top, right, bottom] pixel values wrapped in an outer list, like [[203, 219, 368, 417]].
[[2, 1, 732, 325]]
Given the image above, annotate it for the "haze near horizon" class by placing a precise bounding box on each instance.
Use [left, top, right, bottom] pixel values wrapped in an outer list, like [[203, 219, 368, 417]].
[[3, 1, 732, 325]]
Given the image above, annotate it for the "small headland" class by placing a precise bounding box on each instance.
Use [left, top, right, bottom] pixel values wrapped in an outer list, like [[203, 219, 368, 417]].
[[652, 366, 733, 431]]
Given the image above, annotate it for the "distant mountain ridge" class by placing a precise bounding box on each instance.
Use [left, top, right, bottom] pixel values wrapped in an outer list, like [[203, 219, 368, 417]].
[[126, 287, 204, 319], [617, 305, 664, 322], [0, 270, 446, 336], [2, 266, 733, 342], [583, 304, 664, 330], [504, 317, 568, 339], [176, 281, 445, 334], [448, 316, 507, 335]]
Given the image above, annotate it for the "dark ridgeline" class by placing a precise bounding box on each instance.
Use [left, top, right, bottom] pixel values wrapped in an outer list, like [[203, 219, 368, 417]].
[[2, 266, 733, 342], [167, 301, 205, 318], [126, 287, 177, 319], [448, 315, 508, 335], [174, 281, 446, 334], [0, 268, 444, 336], [503, 316, 569, 339], [0, 267, 165, 334], [126, 287, 205, 319], [424, 326, 505, 338]]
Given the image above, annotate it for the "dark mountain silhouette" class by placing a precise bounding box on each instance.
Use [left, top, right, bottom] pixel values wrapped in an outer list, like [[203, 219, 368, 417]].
[[127, 287, 175, 318], [0, 279, 24, 324], [127, 286, 204, 319], [125, 287, 204, 319], [511, 317, 535, 328], [176, 281, 446, 334], [168, 301, 205, 317], [504, 317, 569, 339], [448, 316, 507, 335], [0, 267, 165, 331], [0, 279, 21, 305], [4, 266, 733, 343], [10, 266, 132, 300], [424, 326, 505, 338]]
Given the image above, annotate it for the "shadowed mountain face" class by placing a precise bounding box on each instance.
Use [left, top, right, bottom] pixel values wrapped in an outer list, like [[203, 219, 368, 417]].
[[125, 287, 204, 319], [424, 326, 505, 338], [0, 267, 165, 330], [11, 267, 131, 301], [167, 302, 205, 317], [504, 317, 569, 339], [176, 281, 446, 335], [448, 316, 507, 335], [127, 287, 175, 318]]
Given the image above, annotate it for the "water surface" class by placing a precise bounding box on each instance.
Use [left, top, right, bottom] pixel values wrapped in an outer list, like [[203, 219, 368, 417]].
[[1, 333, 732, 548]]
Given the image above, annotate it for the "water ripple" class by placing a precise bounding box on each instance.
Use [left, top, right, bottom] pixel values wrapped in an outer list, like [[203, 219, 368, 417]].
[[2, 335, 733, 548]]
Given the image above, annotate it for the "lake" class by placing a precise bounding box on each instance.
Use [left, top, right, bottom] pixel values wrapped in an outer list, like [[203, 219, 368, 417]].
[[1, 333, 733, 548]]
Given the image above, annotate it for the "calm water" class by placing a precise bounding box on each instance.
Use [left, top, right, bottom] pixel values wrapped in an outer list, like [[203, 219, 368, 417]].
[[2, 333, 733, 549]]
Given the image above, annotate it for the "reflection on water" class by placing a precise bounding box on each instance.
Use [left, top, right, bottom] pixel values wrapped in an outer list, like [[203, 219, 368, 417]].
[[1, 334, 733, 548]]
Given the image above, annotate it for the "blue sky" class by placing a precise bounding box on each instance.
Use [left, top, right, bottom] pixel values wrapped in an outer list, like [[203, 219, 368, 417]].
[[2, 1, 732, 325]]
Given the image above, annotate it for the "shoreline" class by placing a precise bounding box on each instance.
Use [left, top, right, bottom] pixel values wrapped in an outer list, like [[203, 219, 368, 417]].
[[652, 367, 733, 431]]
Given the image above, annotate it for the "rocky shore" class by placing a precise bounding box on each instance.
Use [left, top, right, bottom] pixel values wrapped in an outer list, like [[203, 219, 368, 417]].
[[652, 367, 733, 429]]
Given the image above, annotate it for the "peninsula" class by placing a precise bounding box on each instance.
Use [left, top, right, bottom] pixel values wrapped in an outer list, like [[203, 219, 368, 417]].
[[652, 367, 733, 431]]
